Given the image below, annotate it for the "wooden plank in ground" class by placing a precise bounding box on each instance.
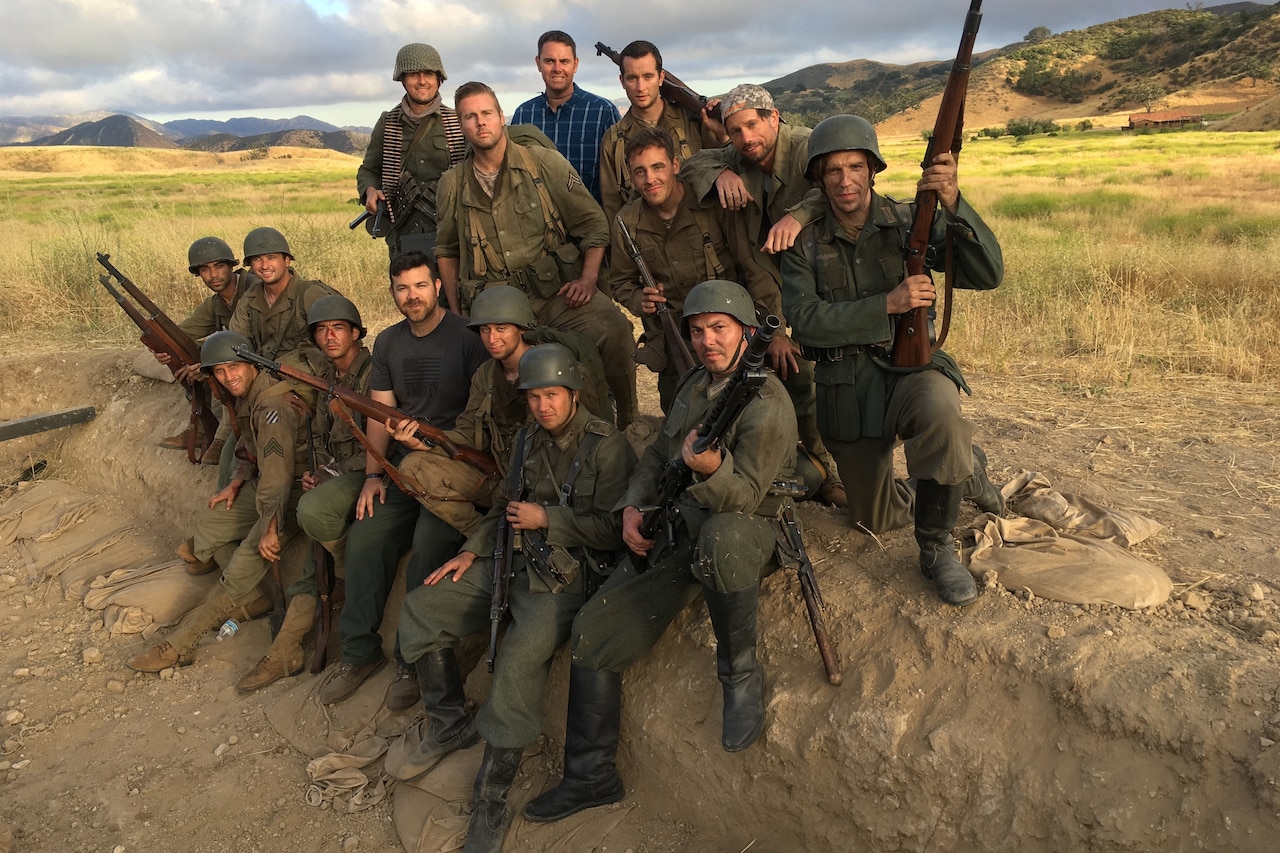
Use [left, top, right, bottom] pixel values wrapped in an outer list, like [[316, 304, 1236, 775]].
[[0, 406, 97, 442]]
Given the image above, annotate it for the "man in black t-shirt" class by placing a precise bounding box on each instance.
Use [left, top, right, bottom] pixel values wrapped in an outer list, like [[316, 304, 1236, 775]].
[[319, 251, 488, 709]]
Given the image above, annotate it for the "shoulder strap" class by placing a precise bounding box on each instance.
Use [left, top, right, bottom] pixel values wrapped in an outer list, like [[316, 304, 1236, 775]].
[[552, 427, 604, 507], [511, 144, 568, 248], [688, 205, 726, 279]]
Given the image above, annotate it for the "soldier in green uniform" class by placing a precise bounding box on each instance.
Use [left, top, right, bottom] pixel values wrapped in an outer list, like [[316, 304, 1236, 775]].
[[678, 84, 846, 506], [126, 332, 316, 686], [156, 236, 252, 458], [388, 285, 612, 538], [435, 81, 640, 429], [598, 40, 725, 226], [228, 227, 339, 363], [232, 296, 374, 693], [780, 115, 1004, 606], [394, 344, 634, 853], [525, 281, 799, 827], [357, 43, 465, 260]]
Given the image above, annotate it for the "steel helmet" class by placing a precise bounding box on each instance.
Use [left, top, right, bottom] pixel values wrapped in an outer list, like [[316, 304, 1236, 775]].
[[805, 114, 887, 180], [681, 280, 758, 335], [517, 343, 585, 391], [200, 331, 254, 374], [394, 43, 447, 82], [467, 285, 537, 330], [308, 295, 367, 340], [187, 237, 237, 274], [243, 227, 293, 262]]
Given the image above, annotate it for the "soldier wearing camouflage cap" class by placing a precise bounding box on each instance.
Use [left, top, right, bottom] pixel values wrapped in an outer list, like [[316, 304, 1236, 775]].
[[128, 331, 319, 692], [674, 86, 850, 506], [357, 42, 466, 260], [396, 341, 635, 853], [780, 114, 1004, 607], [155, 236, 255, 456]]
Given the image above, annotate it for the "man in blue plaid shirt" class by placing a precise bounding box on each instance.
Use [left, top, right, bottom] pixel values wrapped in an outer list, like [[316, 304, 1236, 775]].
[[511, 30, 620, 203]]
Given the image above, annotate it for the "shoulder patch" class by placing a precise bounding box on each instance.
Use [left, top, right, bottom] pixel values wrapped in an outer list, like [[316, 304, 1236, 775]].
[[264, 409, 280, 425], [567, 172, 582, 194]]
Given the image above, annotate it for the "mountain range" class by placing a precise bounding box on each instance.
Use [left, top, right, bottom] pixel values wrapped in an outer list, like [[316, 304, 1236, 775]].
[[2, 3, 1277, 154]]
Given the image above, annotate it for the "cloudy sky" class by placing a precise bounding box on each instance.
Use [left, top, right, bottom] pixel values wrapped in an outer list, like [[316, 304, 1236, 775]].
[[1, 0, 1181, 126]]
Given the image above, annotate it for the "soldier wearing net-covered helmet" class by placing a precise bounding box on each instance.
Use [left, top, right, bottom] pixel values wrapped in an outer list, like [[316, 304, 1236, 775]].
[[357, 43, 466, 260], [780, 114, 1004, 607]]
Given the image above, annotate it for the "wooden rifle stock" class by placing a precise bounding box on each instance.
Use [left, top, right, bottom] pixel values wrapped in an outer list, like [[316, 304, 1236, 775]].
[[615, 216, 697, 377], [234, 346, 501, 480], [595, 42, 722, 123], [488, 428, 528, 672], [891, 0, 983, 369], [96, 253, 227, 462]]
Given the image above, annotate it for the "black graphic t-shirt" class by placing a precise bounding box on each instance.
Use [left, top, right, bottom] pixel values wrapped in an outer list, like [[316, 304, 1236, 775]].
[[369, 311, 487, 429]]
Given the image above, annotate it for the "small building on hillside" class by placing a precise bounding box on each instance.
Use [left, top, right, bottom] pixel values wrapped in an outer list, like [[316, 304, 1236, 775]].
[[1127, 111, 1204, 130]]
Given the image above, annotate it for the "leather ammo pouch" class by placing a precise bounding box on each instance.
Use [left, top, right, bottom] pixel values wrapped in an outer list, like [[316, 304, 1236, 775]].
[[510, 253, 564, 300]]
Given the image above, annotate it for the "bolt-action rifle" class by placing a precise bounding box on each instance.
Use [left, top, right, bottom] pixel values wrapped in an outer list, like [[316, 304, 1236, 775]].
[[892, 0, 984, 369], [615, 216, 697, 378], [95, 253, 235, 464], [488, 428, 530, 672], [232, 346, 500, 480], [595, 42, 722, 124], [636, 315, 780, 568]]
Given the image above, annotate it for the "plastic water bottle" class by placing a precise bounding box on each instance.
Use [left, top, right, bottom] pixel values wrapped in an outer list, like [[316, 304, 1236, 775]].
[[216, 619, 239, 641]]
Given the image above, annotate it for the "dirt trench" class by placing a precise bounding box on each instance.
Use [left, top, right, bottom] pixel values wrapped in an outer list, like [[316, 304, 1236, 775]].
[[2, 349, 1279, 852]]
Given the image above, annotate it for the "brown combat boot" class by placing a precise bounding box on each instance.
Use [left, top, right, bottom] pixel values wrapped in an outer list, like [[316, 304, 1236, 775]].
[[176, 538, 217, 575], [126, 586, 239, 672], [159, 427, 194, 450], [236, 593, 316, 693], [200, 437, 225, 466]]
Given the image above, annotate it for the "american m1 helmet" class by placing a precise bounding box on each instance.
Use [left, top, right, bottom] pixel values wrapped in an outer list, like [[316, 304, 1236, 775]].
[[681, 280, 758, 335], [200, 331, 254, 374], [805, 114, 887, 180], [243, 227, 293, 262], [394, 43, 447, 82], [467, 285, 537, 330], [187, 237, 237, 274], [518, 343, 585, 391], [308, 295, 367, 340]]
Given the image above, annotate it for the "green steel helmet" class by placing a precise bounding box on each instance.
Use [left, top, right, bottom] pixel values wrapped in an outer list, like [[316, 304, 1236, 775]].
[[187, 237, 237, 274], [199, 330, 254, 374], [308, 294, 367, 340], [517, 343, 585, 391], [681, 280, 758, 334], [805, 114, 887, 180], [242, 226, 293, 262], [467, 285, 537, 330], [394, 43, 447, 82]]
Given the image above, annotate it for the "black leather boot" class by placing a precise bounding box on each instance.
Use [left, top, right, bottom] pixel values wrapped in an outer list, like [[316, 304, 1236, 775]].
[[703, 586, 766, 752], [961, 444, 1005, 516], [523, 666, 624, 822], [389, 649, 479, 780], [463, 744, 524, 853], [915, 479, 978, 606]]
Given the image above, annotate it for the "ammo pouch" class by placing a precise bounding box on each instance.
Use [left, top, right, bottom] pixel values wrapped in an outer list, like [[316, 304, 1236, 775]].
[[525, 540, 582, 595], [510, 253, 564, 300], [458, 279, 486, 313]]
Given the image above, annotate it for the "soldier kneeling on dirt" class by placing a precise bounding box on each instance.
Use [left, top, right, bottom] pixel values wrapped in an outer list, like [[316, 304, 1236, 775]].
[[127, 331, 317, 690]]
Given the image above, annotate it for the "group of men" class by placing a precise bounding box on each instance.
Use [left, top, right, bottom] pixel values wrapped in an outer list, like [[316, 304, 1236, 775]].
[[125, 30, 1005, 853]]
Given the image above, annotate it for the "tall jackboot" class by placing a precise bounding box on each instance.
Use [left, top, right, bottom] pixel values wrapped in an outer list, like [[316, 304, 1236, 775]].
[[126, 585, 239, 672], [463, 744, 524, 853], [961, 445, 1004, 516], [915, 479, 978, 606], [523, 666, 624, 822], [387, 649, 479, 780], [703, 586, 767, 752], [236, 593, 315, 692]]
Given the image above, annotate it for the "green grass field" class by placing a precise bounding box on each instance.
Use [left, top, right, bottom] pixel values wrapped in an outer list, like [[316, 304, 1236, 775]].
[[3, 131, 1278, 386]]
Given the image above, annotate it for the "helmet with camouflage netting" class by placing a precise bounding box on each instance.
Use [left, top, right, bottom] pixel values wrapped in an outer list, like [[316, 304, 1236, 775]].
[[517, 343, 585, 391], [805, 114, 887, 180], [394, 43, 447, 82], [187, 237, 238, 274]]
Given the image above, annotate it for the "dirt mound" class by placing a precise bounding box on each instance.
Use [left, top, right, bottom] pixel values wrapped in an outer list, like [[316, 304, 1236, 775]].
[[2, 349, 1279, 851]]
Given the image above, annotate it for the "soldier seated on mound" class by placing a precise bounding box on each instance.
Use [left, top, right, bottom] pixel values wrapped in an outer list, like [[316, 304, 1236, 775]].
[[127, 331, 317, 690]]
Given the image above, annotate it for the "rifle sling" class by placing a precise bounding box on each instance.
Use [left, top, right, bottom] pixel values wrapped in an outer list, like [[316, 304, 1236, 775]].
[[327, 398, 420, 499]]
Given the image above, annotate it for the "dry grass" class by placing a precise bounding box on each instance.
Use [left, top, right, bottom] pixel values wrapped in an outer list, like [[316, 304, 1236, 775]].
[[3, 134, 1279, 391]]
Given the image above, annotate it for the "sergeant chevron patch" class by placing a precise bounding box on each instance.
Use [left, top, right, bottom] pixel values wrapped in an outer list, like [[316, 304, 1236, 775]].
[[262, 437, 285, 458]]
